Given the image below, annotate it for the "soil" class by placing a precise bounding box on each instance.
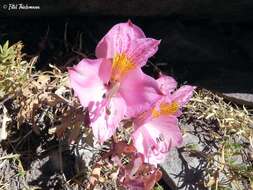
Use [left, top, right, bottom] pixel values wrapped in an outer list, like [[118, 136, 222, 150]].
[[0, 118, 77, 189]]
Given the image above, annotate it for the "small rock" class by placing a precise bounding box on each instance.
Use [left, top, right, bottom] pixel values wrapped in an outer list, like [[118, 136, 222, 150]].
[[223, 93, 253, 107], [160, 123, 209, 190]]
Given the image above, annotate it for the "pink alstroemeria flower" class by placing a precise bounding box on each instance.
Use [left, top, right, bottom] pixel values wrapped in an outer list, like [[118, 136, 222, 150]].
[[68, 21, 162, 143], [132, 74, 195, 166]]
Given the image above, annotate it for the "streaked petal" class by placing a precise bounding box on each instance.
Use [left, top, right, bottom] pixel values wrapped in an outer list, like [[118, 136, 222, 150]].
[[148, 116, 182, 148], [119, 68, 162, 118], [172, 85, 196, 107], [126, 38, 160, 67], [156, 74, 177, 95], [131, 127, 146, 156], [132, 116, 182, 165], [96, 20, 146, 59], [68, 58, 106, 108], [98, 58, 112, 84], [91, 96, 127, 144]]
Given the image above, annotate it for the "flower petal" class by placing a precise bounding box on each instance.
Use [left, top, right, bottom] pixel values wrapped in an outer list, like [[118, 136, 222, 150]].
[[156, 74, 177, 95], [96, 20, 146, 59], [172, 85, 196, 107], [119, 68, 162, 118], [132, 116, 182, 165], [149, 116, 182, 148], [68, 58, 107, 108], [91, 96, 127, 144], [98, 58, 112, 84], [126, 38, 160, 67]]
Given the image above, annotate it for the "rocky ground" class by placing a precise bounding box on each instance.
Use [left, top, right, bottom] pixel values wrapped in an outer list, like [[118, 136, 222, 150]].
[[1, 89, 252, 190]]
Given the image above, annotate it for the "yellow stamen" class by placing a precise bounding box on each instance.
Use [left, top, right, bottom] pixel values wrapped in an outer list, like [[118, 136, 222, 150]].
[[152, 101, 179, 118], [111, 53, 135, 81]]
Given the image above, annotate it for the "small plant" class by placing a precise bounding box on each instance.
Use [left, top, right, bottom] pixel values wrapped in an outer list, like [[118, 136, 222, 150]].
[[0, 21, 194, 190], [68, 20, 195, 189], [0, 41, 33, 98]]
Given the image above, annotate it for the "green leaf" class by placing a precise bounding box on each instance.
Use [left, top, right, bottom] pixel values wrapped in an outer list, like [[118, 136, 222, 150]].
[[0, 45, 3, 53], [3, 40, 9, 51], [153, 184, 164, 190]]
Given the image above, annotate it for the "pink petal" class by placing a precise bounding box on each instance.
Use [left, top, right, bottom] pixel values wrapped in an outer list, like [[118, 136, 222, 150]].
[[96, 20, 146, 59], [132, 116, 182, 165], [68, 58, 106, 108], [131, 128, 146, 157], [129, 155, 144, 178], [133, 127, 166, 166], [119, 68, 162, 118], [149, 116, 182, 148], [125, 38, 160, 67], [91, 96, 127, 144], [98, 58, 112, 84], [172, 85, 196, 107], [123, 179, 144, 190], [156, 74, 177, 95]]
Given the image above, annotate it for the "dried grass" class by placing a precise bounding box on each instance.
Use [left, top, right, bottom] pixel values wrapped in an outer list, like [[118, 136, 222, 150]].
[[184, 89, 253, 190], [1, 41, 253, 190]]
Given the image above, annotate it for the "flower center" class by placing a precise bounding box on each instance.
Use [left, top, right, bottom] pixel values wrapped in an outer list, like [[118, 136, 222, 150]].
[[111, 53, 135, 81], [106, 81, 120, 100], [152, 101, 179, 118]]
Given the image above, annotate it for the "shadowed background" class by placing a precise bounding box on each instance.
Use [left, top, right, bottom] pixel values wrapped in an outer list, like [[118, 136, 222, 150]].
[[0, 0, 253, 95]]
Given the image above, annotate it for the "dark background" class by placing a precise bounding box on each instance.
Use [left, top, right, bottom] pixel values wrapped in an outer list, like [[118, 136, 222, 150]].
[[0, 0, 253, 94]]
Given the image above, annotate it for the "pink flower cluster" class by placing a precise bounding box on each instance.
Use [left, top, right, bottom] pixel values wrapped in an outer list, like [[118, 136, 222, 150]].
[[68, 21, 195, 166]]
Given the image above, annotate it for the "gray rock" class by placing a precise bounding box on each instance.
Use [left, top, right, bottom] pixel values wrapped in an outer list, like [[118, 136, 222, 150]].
[[160, 117, 249, 190], [160, 123, 211, 190], [222, 93, 253, 107]]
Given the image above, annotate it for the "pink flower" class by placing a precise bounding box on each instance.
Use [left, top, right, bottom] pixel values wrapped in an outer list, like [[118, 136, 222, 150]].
[[132, 74, 195, 165], [118, 153, 162, 190], [68, 21, 162, 143]]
